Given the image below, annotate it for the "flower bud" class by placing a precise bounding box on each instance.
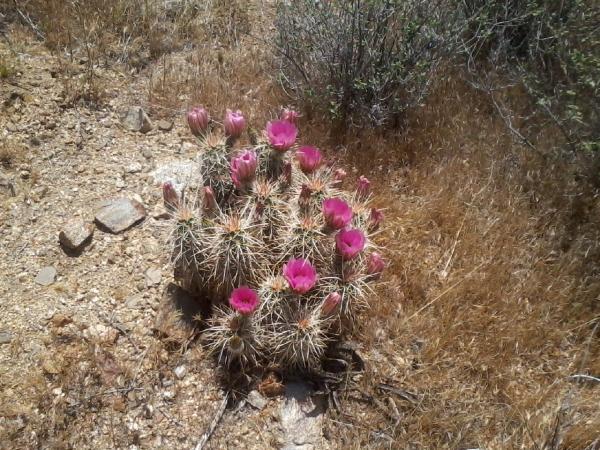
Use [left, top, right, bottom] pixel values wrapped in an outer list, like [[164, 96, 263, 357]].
[[162, 181, 179, 210], [224, 109, 246, 138], [187, 106, 209, 136], [230, 149, 257, 189], [202, 186, 217, 212], [356, 175, 371, 197], [369, 208, 384, 231], [322, 292, 342, 316], [296, 146, 322, 174], [367, 252, 385, 277], [281, 108, 300, 124], [333, 168, 347, 182]]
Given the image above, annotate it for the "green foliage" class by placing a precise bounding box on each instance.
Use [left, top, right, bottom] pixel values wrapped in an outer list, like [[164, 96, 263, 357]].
[[458, 0, 600, 153], [274, 0, 456, 127]]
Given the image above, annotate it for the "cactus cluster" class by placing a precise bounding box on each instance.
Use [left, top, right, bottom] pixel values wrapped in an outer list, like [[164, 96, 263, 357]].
[[165, 106, 386, 373]]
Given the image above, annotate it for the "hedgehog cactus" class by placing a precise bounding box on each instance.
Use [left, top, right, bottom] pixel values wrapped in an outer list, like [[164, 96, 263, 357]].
[[167, 106, 385, 374]]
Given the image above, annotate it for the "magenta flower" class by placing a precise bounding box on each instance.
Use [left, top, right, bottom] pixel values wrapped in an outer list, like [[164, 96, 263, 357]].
[[224, 109, 246, 138], [229, 286, 260, 315], [322, 291, 341, 316], [296, 146, 323, 174], [281, 108, 300, 124], [335, 228, 366, 260], [367, 252, 385, 277], [162, 181, 179, 209], [356, 175, 371, 197], [266, 120, 297, 152], [333, 168, 347, 182], [230, 149, 257, 188], [283, 258, 318, 294], [187, 106, 209, 136], [322, 198, 352, 230], [369, 207, 384, 230]]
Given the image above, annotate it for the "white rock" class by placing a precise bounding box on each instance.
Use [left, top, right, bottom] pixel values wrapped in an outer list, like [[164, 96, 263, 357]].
[[173, 365, 187, 379], [35, 266, 56, 286]]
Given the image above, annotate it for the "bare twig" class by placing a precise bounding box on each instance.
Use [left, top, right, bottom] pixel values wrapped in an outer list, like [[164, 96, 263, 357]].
[[568, 374, 600, 384], [193, 391, 229, 450]]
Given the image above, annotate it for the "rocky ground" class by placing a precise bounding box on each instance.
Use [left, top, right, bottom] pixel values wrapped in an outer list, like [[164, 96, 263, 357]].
[[0, 38, 333, 449], [2, 12, 600, 450]]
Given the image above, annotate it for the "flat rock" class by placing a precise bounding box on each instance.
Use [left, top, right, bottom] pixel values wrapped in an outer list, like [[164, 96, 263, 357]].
[[0, 331, 13, 344], [279, 382, 325, 450], [121, 106, 153, 133], [0, 174, 16, 196], [126, 162, 143, 173], [95, 198, 146, 233], [58, 219, 93, 250], [157, 119, 173, 131], [173, 365, 187, 379], [247, 390, 268, 410], [149, 160, 198, 197], [144, 268, 162, 287], [35, 266, 57, 286]]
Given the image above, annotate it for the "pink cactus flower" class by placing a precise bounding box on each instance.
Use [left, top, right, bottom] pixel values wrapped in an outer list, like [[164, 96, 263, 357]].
[[229, 286, 260, 315], [369, 208, 384, 230], [356, 175, 371, 197], [367, 252, 385, 277], [333, 168, 347, 182], [266, 120, 297, 152], [283, 258, 318, 294], [224, 109, 246, 138], [187, 106, 209, 136], [202, 186, 217, 211], [296, 146, 323, 174], [322, 291, 341, 316], [230, 149, 257, 188], [322, 198, 352, 230], [280, 108, 300, 124], [335, 228, 366, 261], [162, 181, 179, 209]]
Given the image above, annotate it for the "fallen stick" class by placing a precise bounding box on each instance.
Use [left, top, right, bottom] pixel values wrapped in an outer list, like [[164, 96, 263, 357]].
[[193, 391, 229, 450]]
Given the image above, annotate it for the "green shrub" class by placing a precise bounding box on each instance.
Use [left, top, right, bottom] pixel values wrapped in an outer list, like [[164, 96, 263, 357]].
[[273, 0, 456, 127], [458, 0, 599, 153]]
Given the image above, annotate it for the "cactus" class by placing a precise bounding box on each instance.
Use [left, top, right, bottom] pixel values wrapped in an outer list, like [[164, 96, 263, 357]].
[[166, 106, 386, 374]]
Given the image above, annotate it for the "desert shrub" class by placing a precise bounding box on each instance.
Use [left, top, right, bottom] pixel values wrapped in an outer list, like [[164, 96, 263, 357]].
[[164, 107, 386, 374], [273, 0, 456, 127], [457, 0, 600, 153]]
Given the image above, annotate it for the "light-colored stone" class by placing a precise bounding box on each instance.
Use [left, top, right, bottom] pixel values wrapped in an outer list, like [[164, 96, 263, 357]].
[[121, 106, 152, 133], [95, 198, 146, 233], [82, 324, 119, 344], [247, 390, 268, 410], [0, 331, 13, 344], [126, 162, 143, 173], [35, 266, 56, 286], [149, 160, 198, 198], [144, 268, 162, 287], [157, 119, 173, 131], [173, 365, 187, 379], [59, 219, 93, 250], [279, 382, 325, 450]]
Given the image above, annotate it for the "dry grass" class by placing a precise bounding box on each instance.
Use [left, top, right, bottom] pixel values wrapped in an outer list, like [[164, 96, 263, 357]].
[[320, 76, 600, 449]]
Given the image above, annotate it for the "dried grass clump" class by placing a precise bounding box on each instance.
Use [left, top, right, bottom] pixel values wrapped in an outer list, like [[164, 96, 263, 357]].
[[320, 75, 600, 448]]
